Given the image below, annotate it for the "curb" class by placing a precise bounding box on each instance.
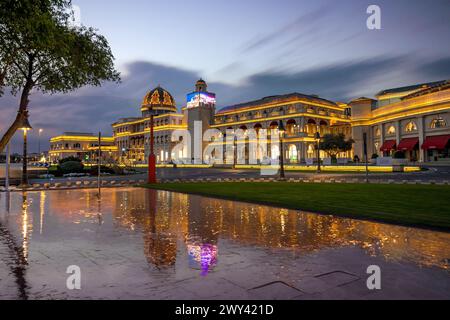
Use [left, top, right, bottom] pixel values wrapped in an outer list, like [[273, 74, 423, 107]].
[[1, 177, 449, 192]]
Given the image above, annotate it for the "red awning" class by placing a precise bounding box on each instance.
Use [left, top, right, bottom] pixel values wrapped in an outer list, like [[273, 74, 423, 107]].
[[397, 137, 419, 151], [380, 140, 396, 152], [421, 135, 450, 150]]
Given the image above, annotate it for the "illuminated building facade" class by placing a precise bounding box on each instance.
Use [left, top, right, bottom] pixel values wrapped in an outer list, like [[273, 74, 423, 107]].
[[350, 80, 450, 162], [50, 79, 450, 164], [111, 80, 216, 164], [212, 93, 352, 163], [49, 132, 116, 163], [112, 86, 187, 164]]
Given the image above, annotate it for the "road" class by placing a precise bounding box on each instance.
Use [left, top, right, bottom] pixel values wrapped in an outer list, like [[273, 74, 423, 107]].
[[20, 165, 450, 185]]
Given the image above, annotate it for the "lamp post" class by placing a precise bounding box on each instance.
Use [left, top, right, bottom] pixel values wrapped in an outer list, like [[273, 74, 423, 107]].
[[314, 131, 321, 173], [278, 120, 286, 180], [148, 108, 157, 183], [19, 112, 32, 188], [38, 128, 43, 159], [233, 130, 237, 169]]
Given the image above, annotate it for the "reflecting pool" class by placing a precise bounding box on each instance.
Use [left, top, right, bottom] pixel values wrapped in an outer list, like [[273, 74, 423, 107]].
[[0, 188, 449, 299]]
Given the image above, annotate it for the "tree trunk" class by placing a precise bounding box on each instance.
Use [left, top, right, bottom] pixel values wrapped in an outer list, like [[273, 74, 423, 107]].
[[0, 71, 5, 94], [0, 79, 33, 153]]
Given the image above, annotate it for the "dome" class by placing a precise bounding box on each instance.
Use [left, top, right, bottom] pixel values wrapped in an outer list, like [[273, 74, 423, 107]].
[[196, 78, 206, 85], [141, 86, 177, 114]]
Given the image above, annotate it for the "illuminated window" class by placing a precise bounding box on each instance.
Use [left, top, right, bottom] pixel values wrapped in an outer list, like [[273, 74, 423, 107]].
[[288, 144, 297, 161], [375, 127, 381, 137], [405, 121, 417, 132], [387, 126, 396, 135], [430, 117, 446, 129]]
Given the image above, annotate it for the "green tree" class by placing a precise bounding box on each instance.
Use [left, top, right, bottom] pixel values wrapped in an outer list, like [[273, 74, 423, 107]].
[[319, 133, 354, 159], [0, 0, 120, 152]]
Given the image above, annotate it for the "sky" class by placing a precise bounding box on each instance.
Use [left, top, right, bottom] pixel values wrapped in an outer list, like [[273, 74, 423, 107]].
[[1, 0, 450, 152]]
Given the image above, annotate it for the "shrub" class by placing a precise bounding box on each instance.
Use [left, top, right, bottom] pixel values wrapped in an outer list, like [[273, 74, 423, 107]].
[[393, 151, 406, 159], [59, 156, 82, 164], [371, 153, 379, 159], [48, 165, 63, 177], [60, 161, 84, 174], [111, 165, 124, 175]]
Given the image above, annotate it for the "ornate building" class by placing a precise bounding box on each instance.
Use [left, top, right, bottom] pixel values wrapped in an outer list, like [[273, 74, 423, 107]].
[[50, 79, 450, 164], [350, 80, 450, 162], [211, 93, 352, 163], [112, 86, 186, 164], [49, 132, 116, 163]]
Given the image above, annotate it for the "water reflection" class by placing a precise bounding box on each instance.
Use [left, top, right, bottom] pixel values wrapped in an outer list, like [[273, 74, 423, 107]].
[[2, 188, 450, 276], [111, 188, 450, 272]]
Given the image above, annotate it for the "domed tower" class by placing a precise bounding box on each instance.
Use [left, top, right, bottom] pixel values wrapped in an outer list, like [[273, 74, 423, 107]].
[[141, 86, 177, 117], [195, 78, 207, 92], [184, 79, 216, 163]]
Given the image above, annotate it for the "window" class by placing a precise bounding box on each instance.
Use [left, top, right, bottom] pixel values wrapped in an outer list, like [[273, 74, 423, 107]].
[[288, 144, 297, 161], [430, 117, 447, 129], [387, 126, 396, 135], [405, 121, 417, 132], [375, 127, 381, 137]]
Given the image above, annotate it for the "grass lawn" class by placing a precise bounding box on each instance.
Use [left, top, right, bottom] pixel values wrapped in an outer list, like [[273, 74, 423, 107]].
[[142, 182, 450, 231]]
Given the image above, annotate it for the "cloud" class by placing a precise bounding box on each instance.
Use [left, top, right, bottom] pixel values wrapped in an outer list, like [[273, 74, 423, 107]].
[[414, 57, 450, 80], [1, 55, 449, 153], [240, 3, 337, 55]]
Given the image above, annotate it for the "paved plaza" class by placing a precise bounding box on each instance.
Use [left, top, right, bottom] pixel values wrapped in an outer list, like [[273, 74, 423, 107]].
[[1, 188, 449, 300]]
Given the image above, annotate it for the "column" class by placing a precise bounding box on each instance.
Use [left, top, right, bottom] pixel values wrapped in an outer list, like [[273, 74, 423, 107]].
[[379, 123, 384, 155], [395, 120, 401, 146], [417, 116, 425, 162]]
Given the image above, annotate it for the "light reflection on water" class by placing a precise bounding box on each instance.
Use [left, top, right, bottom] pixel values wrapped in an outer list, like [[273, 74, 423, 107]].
[[1, 187, 450, 276]]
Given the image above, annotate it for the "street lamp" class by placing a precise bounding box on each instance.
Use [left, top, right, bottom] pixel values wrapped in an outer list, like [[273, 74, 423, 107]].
[[233, 129, 237, 169], [314, 131, 321, 173], [19, 112, 32, 188], [38, 128, 43, 159], [278, 120, 286, 180], [148, 108, 157, 183]]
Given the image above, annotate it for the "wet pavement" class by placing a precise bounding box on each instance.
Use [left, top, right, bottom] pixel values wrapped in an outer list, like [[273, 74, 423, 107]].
[[0, 187, 449, 300]]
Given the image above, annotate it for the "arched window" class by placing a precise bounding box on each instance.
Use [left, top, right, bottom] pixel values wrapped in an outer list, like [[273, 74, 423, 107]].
[[269, 121, 278, 129], [405, 121, 417, 132], [253, 123, 262, 134], [307, 144, 315, 157], [387, 125, 396, 135], [306, 119, 316, 134], [286, 119, 296, 135], [271, 145, 279, 160], [319, 120, 328, 135], [375, 127, 381, 137], [288, 144, 297, 161], [430, 117, 447, 129]]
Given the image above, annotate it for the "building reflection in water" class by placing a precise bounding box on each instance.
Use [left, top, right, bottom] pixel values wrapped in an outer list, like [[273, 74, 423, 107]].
[[110, 188, 450, 272], [5, 188, 449, 275]]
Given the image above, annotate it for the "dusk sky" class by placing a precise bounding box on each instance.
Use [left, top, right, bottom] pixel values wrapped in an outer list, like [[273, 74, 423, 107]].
[[1, 0, 450, 152]]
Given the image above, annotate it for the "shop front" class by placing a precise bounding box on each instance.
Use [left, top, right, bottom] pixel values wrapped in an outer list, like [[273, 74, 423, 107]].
[[422, 134, 450, 161]]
